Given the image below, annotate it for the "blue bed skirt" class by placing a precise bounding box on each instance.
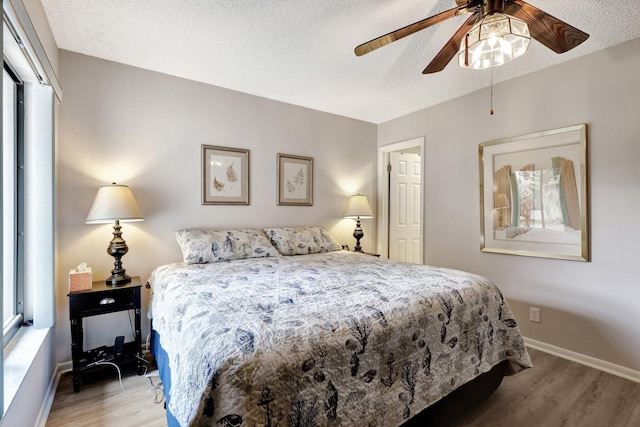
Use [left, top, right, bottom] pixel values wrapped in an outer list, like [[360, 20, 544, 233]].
[[151, 329, 180, 427]]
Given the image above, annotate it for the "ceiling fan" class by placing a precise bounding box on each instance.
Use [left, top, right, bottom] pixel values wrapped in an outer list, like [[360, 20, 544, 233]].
[[355, 0, 589, 74]]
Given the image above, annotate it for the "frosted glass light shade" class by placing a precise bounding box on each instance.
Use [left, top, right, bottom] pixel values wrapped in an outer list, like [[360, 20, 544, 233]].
[[458, 13, 530, 70], [86, 183, 144, 224], [344, 194, 374, 219]]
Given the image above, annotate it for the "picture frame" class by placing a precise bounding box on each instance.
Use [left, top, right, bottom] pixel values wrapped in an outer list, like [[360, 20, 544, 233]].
[[202, 145, 250, 205], [479, 124, 589, 261], [277, 153, 313, 206]]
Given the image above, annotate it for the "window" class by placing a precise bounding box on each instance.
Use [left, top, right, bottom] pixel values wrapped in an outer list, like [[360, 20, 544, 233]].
[[1, 0, 60, 419], [2, 65, 24, 346]]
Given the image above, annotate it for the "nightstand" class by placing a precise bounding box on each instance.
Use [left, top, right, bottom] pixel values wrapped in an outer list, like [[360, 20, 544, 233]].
[[68, 276, 143, 393]]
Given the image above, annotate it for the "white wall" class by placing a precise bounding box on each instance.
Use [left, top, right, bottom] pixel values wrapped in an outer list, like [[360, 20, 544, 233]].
[[378, 38, 640, 372], [55, 51, 377, 362], [48, 12, 640, 384]]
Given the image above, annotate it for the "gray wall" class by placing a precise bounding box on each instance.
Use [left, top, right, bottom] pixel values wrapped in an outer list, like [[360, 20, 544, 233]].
[[378, 38, 640, 372], [53, 30, 640, 376], [55, 51, 378, 362]]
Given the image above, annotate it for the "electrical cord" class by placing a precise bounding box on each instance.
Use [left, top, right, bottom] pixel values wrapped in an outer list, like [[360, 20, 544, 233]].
[[88, 357, 152, 396], [92, 360, 125, 392], [134, 354, 151, 364], [119, 312, 162, 402], [145, 369, 164, 404], [127, 310, 136, 344], [128, 310, 153, 353]]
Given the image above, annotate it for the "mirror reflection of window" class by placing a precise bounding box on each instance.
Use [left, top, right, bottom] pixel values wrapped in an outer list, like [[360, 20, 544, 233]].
[[513, 169, 565, 231], [506, 158, 581, 245]]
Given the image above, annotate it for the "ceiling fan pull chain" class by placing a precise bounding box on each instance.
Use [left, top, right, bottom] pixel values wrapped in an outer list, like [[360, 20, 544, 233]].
[[489, 71, 494, 116], [465, 33, 470, 66]]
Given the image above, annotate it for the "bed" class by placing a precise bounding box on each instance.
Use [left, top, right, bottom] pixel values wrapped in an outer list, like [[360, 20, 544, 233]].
[[148, 227, 532, 426]]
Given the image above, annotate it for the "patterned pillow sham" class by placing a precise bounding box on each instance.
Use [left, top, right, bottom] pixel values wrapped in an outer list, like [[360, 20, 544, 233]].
[[263, 226, 342, 256], [175, 228, 280, 264]]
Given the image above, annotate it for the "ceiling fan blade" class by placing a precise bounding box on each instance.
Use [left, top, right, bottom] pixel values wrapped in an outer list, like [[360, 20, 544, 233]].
[[422, 12, 479, 74], [355, 2, 480, 56], [509, 0, 589, 53]]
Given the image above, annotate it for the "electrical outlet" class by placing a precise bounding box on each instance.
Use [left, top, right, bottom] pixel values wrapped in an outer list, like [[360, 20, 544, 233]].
[[530, 307, 541, 323]]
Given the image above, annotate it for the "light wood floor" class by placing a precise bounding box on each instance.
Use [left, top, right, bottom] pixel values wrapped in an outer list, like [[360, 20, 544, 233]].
[[46, 348, 640, 426]]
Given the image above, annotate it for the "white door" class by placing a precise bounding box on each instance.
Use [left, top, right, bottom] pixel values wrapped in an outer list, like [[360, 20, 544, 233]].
[[389, 151, 422, 263]]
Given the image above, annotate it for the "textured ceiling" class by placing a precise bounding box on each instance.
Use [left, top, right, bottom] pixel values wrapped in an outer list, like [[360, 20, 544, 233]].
[[41, 0, 640, 124]]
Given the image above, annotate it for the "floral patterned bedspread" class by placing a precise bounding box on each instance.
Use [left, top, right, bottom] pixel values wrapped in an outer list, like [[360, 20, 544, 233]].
[[148, 251, 532, 427]]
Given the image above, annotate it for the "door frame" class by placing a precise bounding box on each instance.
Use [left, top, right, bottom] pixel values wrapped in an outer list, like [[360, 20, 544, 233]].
[[377, 136, 425, 261]]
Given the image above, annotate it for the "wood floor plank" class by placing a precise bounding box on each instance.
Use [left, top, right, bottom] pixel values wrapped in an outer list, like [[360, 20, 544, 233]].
[[459, 348, 640, 427], [46, 348, 640, 426], [46, 369, 166, 427]]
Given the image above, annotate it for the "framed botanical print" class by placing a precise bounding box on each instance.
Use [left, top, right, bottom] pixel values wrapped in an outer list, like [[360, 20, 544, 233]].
[[202, 145, 250, 205], [277, 153, 313, 206]]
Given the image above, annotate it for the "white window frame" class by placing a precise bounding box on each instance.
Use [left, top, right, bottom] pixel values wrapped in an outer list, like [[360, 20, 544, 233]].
[[2, 0, 61, 418], [2, 64, 25, 347]]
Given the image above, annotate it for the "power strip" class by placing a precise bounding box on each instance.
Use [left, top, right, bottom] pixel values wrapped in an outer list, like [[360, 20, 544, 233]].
[[88, 353, 114, 367]]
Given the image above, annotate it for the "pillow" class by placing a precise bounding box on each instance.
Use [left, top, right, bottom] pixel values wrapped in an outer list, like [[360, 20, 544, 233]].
[[175, 228, 280, 264], [263, 226, 342, 256]]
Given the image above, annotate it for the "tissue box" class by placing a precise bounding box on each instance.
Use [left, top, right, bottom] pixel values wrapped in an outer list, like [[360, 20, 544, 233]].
[[69, 268, 92, 292]]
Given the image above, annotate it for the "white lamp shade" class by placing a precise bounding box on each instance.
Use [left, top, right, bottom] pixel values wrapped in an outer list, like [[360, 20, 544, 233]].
[[86, 183, 144, 224], [344, 194, 374, 219]]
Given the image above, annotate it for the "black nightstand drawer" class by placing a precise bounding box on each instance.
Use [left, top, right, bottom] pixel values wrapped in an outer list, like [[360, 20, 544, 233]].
[[73, 288, 136, 317]]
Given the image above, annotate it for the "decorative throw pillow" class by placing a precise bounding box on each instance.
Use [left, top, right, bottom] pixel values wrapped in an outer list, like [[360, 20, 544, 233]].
[[263, 226, 342, 256], [175, 229, 280, 264]]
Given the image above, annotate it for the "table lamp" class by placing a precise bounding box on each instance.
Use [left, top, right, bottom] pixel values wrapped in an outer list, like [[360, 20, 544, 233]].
[[86, 183, 144, 285], [344, 194, 374, 253]]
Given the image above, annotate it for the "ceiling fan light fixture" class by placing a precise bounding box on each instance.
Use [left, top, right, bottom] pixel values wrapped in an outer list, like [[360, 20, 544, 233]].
[[458, 13, 530, 70]]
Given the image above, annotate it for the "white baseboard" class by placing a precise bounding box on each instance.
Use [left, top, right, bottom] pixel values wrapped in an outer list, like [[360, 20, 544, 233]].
[[524, 337, 640, 384], [58, 360, 73, 373], [35, 361, 72, 427]]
